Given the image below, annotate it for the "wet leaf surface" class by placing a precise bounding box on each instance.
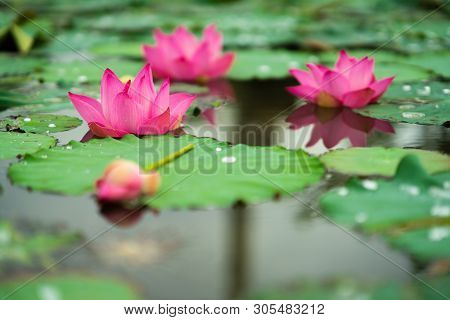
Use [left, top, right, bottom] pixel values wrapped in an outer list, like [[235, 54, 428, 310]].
[[0, 114, 82, 134], [0, 132, 56, 159], [320, 147, 450, 177], [320, 155, 450, 261], [9, 134, 324, 209], [0, 274, 138, 299], [356, 81, 450, 126]]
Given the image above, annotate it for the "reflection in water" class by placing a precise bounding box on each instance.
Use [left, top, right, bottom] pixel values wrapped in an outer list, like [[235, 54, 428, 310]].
[[98, 201, 148, 228], [286, 104, 395, 149], [228, 204, 248, 299]]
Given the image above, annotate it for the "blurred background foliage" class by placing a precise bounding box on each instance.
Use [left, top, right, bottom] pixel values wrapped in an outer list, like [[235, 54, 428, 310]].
[[0, 0, 449, 299]]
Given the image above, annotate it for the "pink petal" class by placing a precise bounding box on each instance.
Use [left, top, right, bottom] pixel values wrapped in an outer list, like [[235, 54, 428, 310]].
[[369, 76, 395, 102], [152, 79, 170, 117], [373, 119, 395, 133], [100, 69, 124, 116], [130, 64, 156, 112], [191, 41, 211, 77], [109, 91, 141, 133], [143, 45, 171, 78], [315, 91, 342, 108], [173, 25, 198, 57], [285, 104, 317, 129], [342, 88, 375, 108], [68, 92, 105, 124], [169, 92, 196, 117], [201, 108, 216, 125], [286, 85, 318, 102], [348, 57, 375, 90], [306, 127, 322, 147], [202, 24, 222, 54], [322, 70, 350, 99], [347, 131, 367, 147], [341, 108, 375, 132], [138, 108, 171, 135], [289, 69, 317, 87], [207, 52, 235, 78], [96, 181, 141, 201], [334, 50, 358, 73], [88, 122, 128, 138], [306, 63, 329, 83]]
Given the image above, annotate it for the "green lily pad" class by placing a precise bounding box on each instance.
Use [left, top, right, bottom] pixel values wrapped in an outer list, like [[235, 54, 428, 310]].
[[90, 41, 142, 59], [320, 147, 450, 177], [37, 31, 121, 55], [0, 274, 138, 300], [0, 54, 44, 77], [9, 134, 324, 209], [388, 226, 450, 262], [318, 51, 431, 82], [0, 114, 82, 134], [405, 51, 450, 79], [227, 49, 318, 80], [0, 220, 80, 266], [320, 155, 450, 262], [251, 275, 450, 300], [355, 81, 450, 126], [0, 132, 56, 159], [320, 155, 449, 231], [38, 59, 143, 84]]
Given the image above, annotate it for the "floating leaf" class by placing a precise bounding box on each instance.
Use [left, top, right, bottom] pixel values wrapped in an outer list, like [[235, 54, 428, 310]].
[[0, 274, 138, 300], [0, 132, 56, 159], [388, 227, 450, 262], [227, 49, 317, 80], [9, 134, 324, 209], [0, 54, 44, 77], [355, 81, 450, 126], [252, 275, 450, 300], [0, 220, 80, 266], [405, 51, 450, 79], [38, 59, 143, 84], [318, 50, 431, 82], [320, 155, 450, 262], [90, 41, 142, 58], [320, 147, 450, 177], [0, 114, 82, 134], [320, 155, 450, 230]]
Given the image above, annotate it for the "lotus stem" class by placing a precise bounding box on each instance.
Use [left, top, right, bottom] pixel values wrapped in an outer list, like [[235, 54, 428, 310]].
[[144, 143, 194, 171]]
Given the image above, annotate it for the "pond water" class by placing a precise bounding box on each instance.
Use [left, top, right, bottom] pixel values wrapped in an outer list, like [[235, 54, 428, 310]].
[[1, 79, 448, 299]]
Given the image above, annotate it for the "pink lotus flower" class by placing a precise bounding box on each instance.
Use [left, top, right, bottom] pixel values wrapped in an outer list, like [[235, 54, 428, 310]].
[[143, 25, 235, 81], [287, 50, 394, 109], [286, 104, 394, 149], [96, 159, 161, 202], [68, 64, 196, 137]]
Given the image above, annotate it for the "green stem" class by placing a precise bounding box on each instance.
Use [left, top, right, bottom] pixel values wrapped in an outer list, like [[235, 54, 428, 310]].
[[144, 143, 195, 171]]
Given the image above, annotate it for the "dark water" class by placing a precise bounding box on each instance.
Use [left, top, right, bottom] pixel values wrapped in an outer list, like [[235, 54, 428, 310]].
[[1, 79, 449, 299]]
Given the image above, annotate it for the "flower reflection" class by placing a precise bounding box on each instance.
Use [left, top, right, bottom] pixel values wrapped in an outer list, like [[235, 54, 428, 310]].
[[286, 103, 394, 149], [98, 201, 147, 227]]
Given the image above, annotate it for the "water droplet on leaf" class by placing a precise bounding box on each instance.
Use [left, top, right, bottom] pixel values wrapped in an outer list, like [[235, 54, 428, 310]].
[[221, 156, 237, 163], [428, 227, 449, 242], [361, 179, 378, 190], [402, 112, 425, 119]]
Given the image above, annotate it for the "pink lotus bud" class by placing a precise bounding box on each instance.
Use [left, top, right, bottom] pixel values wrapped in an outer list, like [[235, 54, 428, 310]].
[[143, 24, 235, 81], [96, 159, 161, 202], [68, 64, 196, 137], [286, 50, 394, 109], [140, 171, 161, 196]]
